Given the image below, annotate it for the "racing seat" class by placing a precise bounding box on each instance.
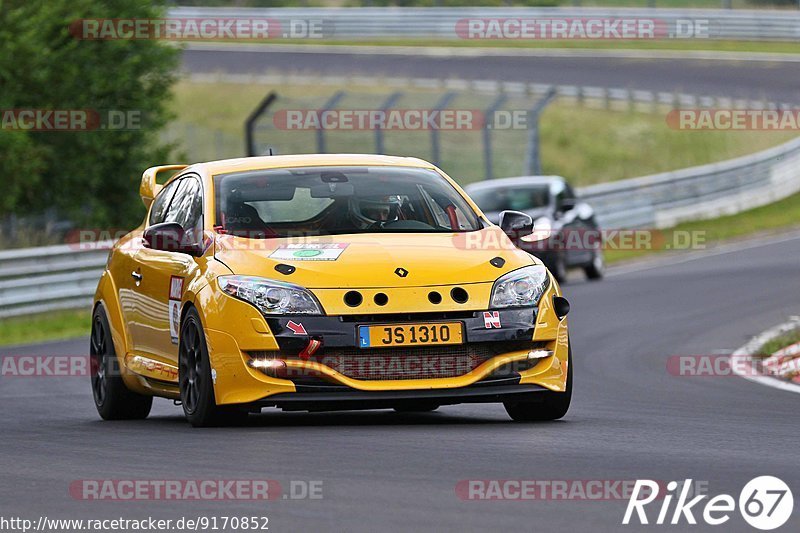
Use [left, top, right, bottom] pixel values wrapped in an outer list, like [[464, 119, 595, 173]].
[[224, 200, 275, 238]]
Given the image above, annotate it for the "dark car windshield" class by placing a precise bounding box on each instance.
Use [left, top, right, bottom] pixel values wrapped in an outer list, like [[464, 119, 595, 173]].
[[469, 185, 551, 212], [213, 166, 481, 238]]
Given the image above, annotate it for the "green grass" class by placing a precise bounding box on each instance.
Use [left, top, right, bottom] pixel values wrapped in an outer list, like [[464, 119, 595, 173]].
[[0, 309, 91, 348], [168, 79, 795, 187], [251, 38, 800, 55], [759, 329, 800, 358], [604, 189, 800, 264]]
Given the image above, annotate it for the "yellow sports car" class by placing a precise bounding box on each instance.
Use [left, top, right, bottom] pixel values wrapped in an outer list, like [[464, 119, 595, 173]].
[[91, 155, 572, 427]]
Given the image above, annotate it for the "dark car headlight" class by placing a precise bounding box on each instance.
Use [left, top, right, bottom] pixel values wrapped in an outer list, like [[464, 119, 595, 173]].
[[490, 265, 550, 308], [218, 276, 323, 315]]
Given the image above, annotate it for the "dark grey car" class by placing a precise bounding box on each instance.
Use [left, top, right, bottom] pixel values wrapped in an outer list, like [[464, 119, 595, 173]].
[[465, 176, 604, 282]]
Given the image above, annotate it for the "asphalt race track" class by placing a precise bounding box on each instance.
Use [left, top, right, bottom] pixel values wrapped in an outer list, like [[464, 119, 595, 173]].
[[1, 232, 798, 531], [182, 46, 800, 104]]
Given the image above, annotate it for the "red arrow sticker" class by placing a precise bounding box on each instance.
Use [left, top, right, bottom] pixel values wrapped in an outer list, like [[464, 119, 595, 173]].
[[286, 320, 307, 335]]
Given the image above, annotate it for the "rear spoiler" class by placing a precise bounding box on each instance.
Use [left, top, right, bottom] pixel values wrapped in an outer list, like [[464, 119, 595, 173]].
[[140, 164, 188, 208]]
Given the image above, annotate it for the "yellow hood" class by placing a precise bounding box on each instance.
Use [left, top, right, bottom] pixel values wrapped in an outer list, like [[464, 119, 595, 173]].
[[213, 228, 535, 289]]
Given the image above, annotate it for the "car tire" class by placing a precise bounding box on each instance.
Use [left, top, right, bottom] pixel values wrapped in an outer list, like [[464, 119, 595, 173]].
[[584, 249, 605, 281], [503, 346, 572, 422], [90, 304, 153, 421], [179, 307, 248, 428], [393, 403, 440, 413]]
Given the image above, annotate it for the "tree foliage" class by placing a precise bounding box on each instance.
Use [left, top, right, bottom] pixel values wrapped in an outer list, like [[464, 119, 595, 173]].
[[0, 0, 178, 227]]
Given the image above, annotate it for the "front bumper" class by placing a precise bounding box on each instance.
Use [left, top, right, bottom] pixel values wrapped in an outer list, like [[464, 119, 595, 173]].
[[257, 377, 548, 412], [199, 284, 569, 406]]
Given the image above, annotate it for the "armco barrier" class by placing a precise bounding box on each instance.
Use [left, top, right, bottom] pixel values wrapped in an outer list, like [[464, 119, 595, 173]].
[[0, 242, 111, 319], [578, 136, 800, 229], [168, 7, 800, 42]]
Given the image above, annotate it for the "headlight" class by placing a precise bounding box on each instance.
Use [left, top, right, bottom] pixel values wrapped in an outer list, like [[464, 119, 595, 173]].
[[490, 265, 549, 308], [218, 276, 323, 315]]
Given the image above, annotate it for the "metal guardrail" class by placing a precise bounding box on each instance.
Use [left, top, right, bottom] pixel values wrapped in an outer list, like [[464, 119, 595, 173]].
[[169, 7, 800, 42], [0, 243, 110, 319], [2, 133, 800, 317], [578, 136, 800, 229]]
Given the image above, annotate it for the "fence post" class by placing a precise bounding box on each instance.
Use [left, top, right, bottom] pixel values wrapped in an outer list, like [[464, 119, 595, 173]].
[[316, 91, 346, 154], [482, 93, 508, 180], [244, 91, 278, 156], [523, 88, 557, 176], [375, 91, 404, 154], [430, 91, 457, 166]]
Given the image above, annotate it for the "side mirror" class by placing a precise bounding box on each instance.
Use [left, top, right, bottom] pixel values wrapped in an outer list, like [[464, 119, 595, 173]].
[[574, 201, 594, 220], [498, 210, 533, 239], [143, 222, 204, 256]]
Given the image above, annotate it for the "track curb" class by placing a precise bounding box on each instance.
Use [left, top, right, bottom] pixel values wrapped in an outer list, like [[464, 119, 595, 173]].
[[731, 316, 800, 395]]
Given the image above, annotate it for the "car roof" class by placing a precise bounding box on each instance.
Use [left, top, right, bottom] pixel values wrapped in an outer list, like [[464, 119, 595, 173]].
[[464, 176, 565, 192], [185, 154, 436, 177]]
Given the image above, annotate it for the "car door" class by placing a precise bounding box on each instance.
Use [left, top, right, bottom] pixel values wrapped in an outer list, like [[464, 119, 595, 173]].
[[118, 177, 180, 356], [555, 183, 592, 266], [130, 175, 204, 364]]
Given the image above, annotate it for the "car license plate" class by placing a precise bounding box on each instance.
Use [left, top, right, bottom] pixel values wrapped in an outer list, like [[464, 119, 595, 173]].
[[358, 323, 463, 348]]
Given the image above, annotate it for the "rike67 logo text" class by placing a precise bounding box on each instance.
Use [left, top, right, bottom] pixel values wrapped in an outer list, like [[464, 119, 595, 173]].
[[623, 477, 793, 530]]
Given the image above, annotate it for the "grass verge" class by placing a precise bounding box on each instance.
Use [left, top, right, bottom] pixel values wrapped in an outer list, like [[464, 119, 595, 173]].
[[604, 189, 800, 264], [0, 309, 91, 348], [758, 329, 800, 358]]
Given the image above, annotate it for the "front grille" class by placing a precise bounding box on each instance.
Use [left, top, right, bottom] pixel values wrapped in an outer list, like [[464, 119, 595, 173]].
[[248, 341, 535, 381]]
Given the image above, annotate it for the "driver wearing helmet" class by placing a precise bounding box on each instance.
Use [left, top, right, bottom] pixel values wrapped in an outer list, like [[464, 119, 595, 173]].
[[349, 195, 403, 230]]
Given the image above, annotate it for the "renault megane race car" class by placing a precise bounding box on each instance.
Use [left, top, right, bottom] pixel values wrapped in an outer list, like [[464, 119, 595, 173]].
[[91, 155, 572, 427]]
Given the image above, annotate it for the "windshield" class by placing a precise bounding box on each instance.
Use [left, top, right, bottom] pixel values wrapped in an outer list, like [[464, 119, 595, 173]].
[[469, 185, 551, 212], [213, 166, 481, 238]]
